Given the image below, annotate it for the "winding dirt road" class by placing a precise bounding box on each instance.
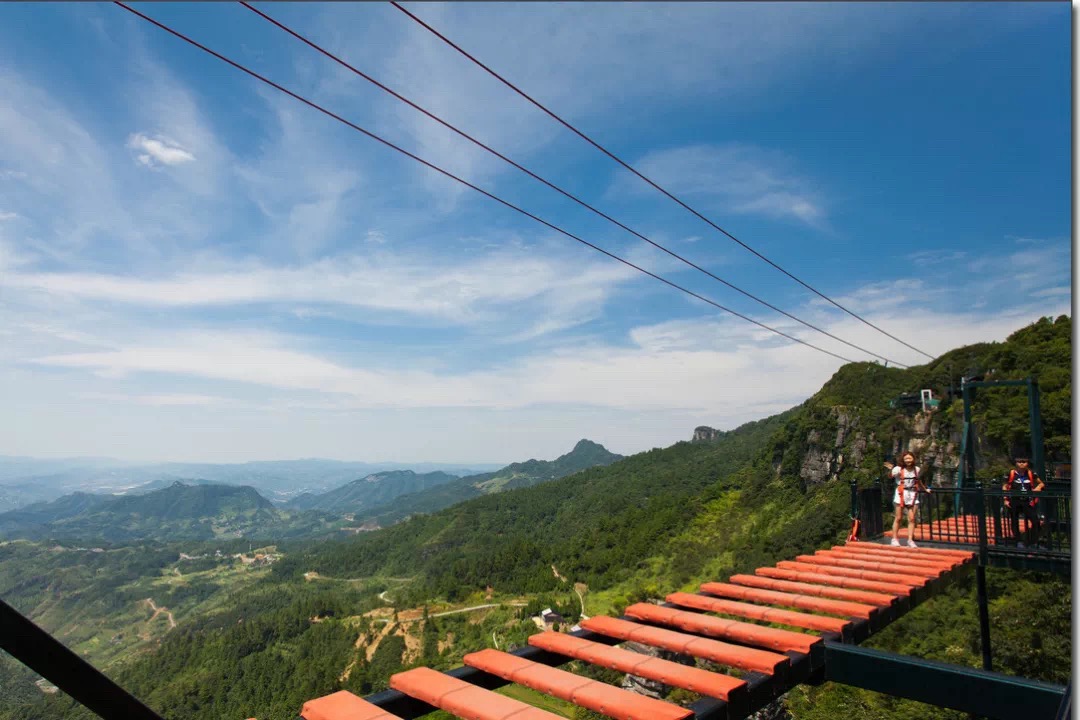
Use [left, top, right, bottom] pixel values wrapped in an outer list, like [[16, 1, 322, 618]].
[[144, 598, 176, 629]]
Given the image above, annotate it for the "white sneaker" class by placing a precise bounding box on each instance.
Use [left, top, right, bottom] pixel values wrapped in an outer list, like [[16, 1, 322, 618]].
[[907, 540, 918, 548], [890, 538, 901, 546], [1017, 542, 1026, 549]]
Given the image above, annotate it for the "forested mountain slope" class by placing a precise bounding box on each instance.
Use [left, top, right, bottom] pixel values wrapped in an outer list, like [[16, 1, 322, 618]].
[[287, 470, 461, 513], [0, 316, 1069, 720], [355, 439, 624, 528]]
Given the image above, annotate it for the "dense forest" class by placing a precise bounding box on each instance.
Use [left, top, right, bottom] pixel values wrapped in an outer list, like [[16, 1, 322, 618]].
[[0, 315, 1071, 720]]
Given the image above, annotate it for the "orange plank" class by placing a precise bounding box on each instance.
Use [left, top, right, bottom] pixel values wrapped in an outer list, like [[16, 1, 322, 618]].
[[820, 548, 959, 569], [728, 574, 896, 607], [778, 560, 928, 587], [700, 581, 878, 619], [666, 591, 850, 634], [884, 528, 987, 543], [841, 543, 974, 561], [580, 616, 788, 675], [527, 631, 746, 702], [390, 667, 563, 720], [843, 544, 975, 562], [813, 550, 951, 575], [795, 554, 942, 579], [625, 602, 820, 655], [464, 648, 692, 720], [757, 566, 913, 596], [301, 691, 401, 720]]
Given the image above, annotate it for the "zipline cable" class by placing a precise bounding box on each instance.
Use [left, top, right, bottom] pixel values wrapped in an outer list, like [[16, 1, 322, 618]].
[[240, 1, 909, 368], [389, 1, 936, 362], [115, 2, 860, 365]]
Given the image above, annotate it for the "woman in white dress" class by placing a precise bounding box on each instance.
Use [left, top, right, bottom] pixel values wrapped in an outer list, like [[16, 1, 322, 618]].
[[887, 451, 930, 547]]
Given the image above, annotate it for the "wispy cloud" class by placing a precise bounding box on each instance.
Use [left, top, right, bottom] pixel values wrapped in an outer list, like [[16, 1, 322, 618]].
[[77, 391, 228, 407], [302, 3, 917, 207], [30, 282, 1069, 416], [822, 238, 1070, 321], [907, 249, 968, 264], [2, 243, 640, 331], [614, 144, 826, 226]]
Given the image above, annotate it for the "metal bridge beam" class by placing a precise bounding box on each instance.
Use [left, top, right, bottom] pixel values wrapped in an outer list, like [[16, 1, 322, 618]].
[[824, 641, 1067, 720], [0, 598, 165, 720]]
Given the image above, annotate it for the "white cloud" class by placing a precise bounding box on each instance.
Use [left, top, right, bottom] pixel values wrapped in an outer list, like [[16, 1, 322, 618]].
[[78, 391, 228, 407], [617, 144, 826, 226], [0, 211, 16, 221], [907, 249, 968, 265], [821, 238, 1070, 320], [31, 299, 1069, 417], [1032, 286, 1070, 299], [2, 243, 640, 330], [126, 133, 196, 167]]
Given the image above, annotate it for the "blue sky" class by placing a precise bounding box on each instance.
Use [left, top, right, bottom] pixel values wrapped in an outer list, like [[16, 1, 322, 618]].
[[0, 2, 1070, 464]]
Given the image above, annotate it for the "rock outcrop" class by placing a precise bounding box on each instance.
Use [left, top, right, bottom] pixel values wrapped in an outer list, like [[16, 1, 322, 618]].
[[692, 426, 724, 443]]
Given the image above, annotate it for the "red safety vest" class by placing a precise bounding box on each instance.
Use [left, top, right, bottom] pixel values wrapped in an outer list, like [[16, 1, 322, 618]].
[[1005, 469, 1039, 506]]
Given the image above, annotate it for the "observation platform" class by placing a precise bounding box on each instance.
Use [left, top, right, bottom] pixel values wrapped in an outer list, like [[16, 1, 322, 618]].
[[296, 541, 1031, 720]]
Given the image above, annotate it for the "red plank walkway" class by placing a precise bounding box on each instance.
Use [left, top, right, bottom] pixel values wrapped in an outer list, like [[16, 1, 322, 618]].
[[295, 541, 973, 720], [884, 512, 1036, 545]]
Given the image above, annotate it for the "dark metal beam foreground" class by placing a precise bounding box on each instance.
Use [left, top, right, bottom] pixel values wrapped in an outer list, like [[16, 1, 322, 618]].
[[0, 597, 165, 720], [824, 641, 1067, 720]]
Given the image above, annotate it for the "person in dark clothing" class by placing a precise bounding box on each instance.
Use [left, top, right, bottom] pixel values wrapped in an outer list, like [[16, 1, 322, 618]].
[[1002, 456, 1044, 548]]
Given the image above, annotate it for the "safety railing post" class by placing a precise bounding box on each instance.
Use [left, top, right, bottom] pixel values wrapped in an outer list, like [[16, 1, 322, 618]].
[[990, 486, 1004, 547], [974, 481, 993, 672], [976, 482, 989, 565], [850, 479, 859, 525]]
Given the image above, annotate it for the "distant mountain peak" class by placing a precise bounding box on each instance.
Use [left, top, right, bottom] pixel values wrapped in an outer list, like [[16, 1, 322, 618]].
[[555, 440, 620, 466]]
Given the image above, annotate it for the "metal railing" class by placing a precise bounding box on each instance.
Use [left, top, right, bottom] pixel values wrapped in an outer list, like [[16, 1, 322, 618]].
[[861, 479, 1072, 559]]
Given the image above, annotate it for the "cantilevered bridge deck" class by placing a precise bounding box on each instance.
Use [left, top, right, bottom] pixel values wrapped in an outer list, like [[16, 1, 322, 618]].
[[297, 542, 977, 720]]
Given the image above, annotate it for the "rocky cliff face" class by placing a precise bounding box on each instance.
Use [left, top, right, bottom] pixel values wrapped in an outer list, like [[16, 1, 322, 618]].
[[797, 406, 961, 488]]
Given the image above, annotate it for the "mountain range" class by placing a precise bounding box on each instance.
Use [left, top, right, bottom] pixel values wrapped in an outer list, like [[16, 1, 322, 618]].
[[0, 440, 622, 542], [0, 457, 506, 513], [352, 439, 624, 526], [0, 482, 321, 543]]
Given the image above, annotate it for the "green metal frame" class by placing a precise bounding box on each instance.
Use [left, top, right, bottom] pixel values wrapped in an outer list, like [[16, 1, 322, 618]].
[[958, 377, 1045, 488], [824, 642, 1067, 720]]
